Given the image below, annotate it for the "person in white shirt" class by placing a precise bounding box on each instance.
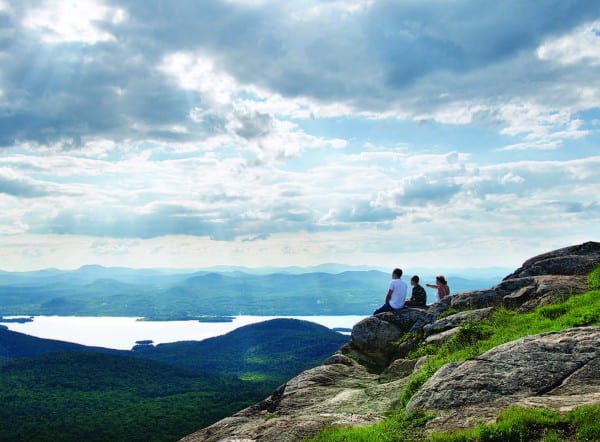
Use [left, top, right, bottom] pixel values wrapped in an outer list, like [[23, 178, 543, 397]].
[[373, 268, 408, 315]]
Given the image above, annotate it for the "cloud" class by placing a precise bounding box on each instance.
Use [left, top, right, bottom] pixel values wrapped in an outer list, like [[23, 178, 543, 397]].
[[537, 20, 600, 66], [22, 0, 126, 44], [0, 1, 599, 270], [0, 168, 51, 197]]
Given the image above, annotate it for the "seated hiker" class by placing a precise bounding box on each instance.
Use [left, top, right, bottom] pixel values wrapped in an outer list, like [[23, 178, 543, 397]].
[[405, 275, 427, 308], [427, 275, 450, 302], [373, 268, 407, 315]]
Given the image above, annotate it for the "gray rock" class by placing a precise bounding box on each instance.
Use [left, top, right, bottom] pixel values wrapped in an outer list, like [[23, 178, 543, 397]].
[[504, 241, 600, 279], [379, 358, 418, 381], [423, 327, 459, 346], [345, 309, 435, 370], [323, 352, 356, 366], [516, 275, 589, 311], [450, 289, 503, 310], [426, 296, 452, 318], [407, 327, 600, 412], [181, 359, 410, 442], [347, 315, 405, 369], [424, 307, 495, 335]]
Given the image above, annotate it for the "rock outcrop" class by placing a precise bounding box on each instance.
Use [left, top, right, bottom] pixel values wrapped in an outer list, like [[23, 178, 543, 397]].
[[407, 327, 600, 433], [182, 354, 407, 442], [181, 242, 600, 441]]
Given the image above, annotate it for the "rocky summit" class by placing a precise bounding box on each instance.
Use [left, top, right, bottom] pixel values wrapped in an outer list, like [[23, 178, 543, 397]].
[[181, 242, 600, 442]]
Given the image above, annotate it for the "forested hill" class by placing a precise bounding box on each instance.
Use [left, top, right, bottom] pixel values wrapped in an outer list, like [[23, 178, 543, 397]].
[[0, 318, 349, 441]]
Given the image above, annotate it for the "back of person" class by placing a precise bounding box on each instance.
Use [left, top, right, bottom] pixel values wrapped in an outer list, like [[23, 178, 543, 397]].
[[407, 275, 427, 307], [411, 283, 427, 307], [388, 278, 407, 309]]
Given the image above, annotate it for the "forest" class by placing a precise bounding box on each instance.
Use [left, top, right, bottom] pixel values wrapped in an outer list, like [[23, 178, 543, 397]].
[[0, 319, 349, 441]]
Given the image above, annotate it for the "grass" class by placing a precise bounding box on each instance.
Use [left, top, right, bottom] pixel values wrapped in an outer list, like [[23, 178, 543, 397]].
[[307, 409, 433, 442], [308, 266, 600, 441], [589, 266, 600, 290], [429, 404, 600, 442]]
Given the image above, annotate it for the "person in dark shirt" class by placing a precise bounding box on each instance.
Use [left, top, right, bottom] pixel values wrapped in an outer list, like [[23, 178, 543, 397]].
[[405, 275, 427, 308]]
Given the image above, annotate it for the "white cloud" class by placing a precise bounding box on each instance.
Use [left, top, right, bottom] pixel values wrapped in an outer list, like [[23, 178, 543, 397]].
[[537, 20, 600, 66], [23, 0, 126, 44]]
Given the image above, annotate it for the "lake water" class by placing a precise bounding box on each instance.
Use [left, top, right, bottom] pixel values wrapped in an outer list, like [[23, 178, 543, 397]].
[[2, 315, 367, 350]]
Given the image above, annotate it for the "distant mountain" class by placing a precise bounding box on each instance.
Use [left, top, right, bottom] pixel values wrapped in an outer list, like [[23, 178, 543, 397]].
[[0, 266, 506, 317]]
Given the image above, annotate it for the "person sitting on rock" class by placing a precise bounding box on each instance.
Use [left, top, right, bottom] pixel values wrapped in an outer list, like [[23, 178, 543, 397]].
[[405, 275, 427, 308], [427, 275, 450, 302], [373, 268, 407, 315]]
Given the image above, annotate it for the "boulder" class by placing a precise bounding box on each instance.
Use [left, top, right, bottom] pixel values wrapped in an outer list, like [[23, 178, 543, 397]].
[[504, 241, 600, 279], [516, 275, 589, 312], [379, 358, 419, 381], [450, 289, 504, 310], [345, 309, 434, 370], [423, 307, 495, 335], [407, 326, 600, 412], [423, 327, 460, 346]]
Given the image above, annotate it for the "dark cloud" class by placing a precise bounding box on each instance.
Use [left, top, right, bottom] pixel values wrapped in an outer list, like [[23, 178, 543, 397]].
[[2, 0, 598, 149], [365, 1, 600, 88]]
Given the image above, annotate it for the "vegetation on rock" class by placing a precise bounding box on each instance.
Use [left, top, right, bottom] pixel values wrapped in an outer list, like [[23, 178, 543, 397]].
[[309, 269, 600, 441]]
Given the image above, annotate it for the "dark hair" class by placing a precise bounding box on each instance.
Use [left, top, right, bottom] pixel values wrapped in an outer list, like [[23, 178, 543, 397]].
[[436, 275, 447, 285], [411, 275, 419, 283], [393, 268, 403, 278]]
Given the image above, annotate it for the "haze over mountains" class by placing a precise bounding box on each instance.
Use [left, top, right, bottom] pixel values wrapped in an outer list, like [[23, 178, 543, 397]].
[[0, 265, 508, 318]]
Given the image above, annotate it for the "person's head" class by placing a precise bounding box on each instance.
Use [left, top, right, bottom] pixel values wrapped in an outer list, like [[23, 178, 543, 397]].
[[436, 275, 447, 285], [411, 275, 419, 285], [392, 268, 403, 279]]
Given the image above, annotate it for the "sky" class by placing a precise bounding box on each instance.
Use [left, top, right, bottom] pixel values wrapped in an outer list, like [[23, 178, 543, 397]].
[[0, 0, 598, 272]]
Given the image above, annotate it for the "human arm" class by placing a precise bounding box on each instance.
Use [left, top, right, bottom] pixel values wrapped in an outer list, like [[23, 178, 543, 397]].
[[385, 289, 393, 303]]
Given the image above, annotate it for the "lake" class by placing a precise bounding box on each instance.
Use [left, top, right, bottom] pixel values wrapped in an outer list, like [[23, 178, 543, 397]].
[[2, 315, 367, 350]]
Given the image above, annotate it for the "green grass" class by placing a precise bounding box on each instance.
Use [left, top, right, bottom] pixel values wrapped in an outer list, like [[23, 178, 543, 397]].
[[309, 268, 600, 441], [429, 404, 600, 442], [588, 266, 600, 290], [307, 409, 432, 442]]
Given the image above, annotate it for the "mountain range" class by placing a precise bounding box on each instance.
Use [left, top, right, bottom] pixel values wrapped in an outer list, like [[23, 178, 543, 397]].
[[0, 266, 505, 318]]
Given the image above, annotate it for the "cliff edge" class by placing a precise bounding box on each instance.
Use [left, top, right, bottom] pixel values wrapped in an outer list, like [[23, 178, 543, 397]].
[[181, 241, 600, 441]]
